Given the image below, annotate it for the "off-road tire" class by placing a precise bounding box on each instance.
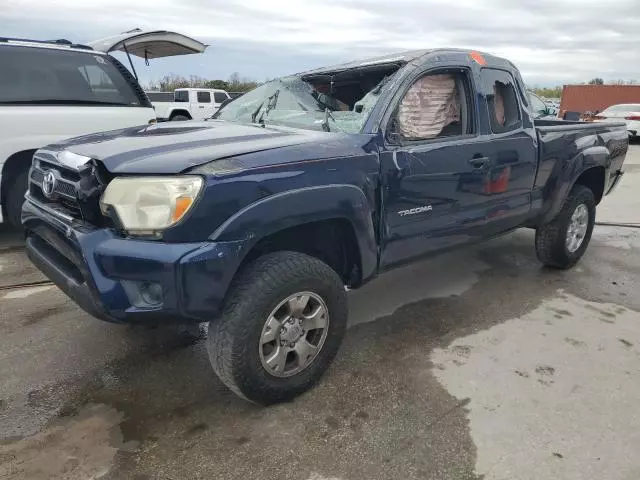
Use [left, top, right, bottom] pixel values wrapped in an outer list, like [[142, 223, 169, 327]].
[[535, 185, 596, 269], [170, 114, 190, 121], [207, 251, 348, 404], [6, 170, 29, 229]]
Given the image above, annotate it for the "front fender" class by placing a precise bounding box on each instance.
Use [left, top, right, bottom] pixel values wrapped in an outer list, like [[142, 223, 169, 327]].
[[210, 184, 379, 281], [167, 108, 192, 119]]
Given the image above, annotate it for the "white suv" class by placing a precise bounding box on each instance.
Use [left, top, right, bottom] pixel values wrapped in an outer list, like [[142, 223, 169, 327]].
[[0, 30, 206, 227], [148, 88, 232, 121]]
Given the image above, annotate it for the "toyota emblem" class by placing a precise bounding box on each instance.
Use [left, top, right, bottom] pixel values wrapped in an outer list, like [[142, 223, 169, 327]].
[[42, 171, 57, 198]]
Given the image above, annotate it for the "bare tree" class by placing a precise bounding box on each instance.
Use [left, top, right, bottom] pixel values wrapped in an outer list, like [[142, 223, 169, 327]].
[[145, 73, 259, 93], [228, 72, 241, 88]]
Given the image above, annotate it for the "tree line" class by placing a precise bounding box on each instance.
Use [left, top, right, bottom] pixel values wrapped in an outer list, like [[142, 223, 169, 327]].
[[531, 78, 639, 99], [148, 72, 638, 99], [146, 72, 259, 93]]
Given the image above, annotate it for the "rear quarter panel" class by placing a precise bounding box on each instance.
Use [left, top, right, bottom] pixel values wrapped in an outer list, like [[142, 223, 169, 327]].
[[533, 122, 628, 223]]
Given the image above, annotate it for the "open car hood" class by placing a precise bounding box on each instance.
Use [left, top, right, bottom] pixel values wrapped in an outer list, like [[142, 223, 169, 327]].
[[87, 29, 207, 58]]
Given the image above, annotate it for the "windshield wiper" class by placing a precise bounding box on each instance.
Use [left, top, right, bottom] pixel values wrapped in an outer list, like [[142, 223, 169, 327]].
[[257, 89, 280, 126], [321, 107, 334, 132], [250, 98, 268, 124]]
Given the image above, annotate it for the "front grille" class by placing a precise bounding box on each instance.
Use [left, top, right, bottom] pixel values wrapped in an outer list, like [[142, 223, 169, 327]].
[[29, 155, 82, 218], [38, 159, 81, 182], [29, 153, 113, 227]]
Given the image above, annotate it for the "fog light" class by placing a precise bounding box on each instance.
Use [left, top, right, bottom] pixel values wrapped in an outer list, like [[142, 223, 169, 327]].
[[121, 280, 163, 308], [140, 282, 163, 305]]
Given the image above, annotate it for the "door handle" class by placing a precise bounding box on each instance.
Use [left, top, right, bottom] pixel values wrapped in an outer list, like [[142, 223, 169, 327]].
[[199, 106, 205, 109], [469, 156, 490, 169]]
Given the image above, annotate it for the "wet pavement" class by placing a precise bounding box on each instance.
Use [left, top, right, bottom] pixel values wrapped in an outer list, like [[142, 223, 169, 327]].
[[0, 145, 639, 480]]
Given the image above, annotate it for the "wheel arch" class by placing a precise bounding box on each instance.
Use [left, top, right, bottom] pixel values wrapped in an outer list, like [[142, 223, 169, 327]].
[[169, 109, 192, 120], [574, 166, 605, 205], [1, 149, 37, 220], [211, 185, 379, 288], [241, 218, 363, 286], [540, 145, 609, 224]]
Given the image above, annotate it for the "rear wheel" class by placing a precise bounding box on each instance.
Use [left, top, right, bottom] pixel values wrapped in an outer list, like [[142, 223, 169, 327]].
[[170, 114, 190, 121], [207, 251, 347, 404], [535, 185, 596, 269], [5, 169, 29, 229]]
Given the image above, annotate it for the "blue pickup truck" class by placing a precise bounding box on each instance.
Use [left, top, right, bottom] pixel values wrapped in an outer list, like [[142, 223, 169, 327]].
[[23, 49, 628, 404]]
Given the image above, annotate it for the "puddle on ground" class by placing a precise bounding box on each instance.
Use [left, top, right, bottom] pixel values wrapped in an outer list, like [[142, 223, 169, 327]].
[[2, 229, 636, 479], [432, 292, 640, 480], [348, 250, 490, 326]]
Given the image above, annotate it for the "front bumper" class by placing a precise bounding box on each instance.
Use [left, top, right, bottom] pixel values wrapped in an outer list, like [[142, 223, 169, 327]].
[[22, 197, 247, 324]]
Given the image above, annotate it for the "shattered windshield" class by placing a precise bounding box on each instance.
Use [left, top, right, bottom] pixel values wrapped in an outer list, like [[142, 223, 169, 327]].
[[214, 75, 386, 134]]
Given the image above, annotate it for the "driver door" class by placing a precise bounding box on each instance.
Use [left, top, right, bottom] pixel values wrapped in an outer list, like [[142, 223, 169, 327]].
[[379, 67, 495, 268]]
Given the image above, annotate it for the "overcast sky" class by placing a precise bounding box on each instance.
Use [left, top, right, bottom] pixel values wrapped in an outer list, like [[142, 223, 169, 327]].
[[3, 0, 640, 88]]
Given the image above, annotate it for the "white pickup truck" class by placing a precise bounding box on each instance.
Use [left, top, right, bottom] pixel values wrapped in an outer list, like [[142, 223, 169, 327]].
[[147, 88, 231, 121], [0, 30, 207, 227]]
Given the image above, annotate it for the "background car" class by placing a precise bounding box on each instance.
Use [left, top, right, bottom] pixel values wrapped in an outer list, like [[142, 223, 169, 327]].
[[0, 30, 207, 228], [147, 88, 232, 121], [528, 91, 558, 119], [594, 104, 640, 138]]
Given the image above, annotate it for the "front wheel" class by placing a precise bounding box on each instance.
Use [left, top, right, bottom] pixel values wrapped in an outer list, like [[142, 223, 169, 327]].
[[5, 170, 29, 229], [207, 251, 347, 404], [535, 185, 596, 269]]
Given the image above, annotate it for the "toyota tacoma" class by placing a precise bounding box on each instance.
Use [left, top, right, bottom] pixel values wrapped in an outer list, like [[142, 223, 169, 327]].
[[23, 49, 628, 404]]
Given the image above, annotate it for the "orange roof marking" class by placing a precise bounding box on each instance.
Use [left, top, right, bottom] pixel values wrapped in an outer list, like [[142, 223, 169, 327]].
[[469, 51, 487, 66]]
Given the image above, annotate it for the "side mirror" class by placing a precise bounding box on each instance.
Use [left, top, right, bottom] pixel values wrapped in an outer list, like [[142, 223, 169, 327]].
[[386, 115, 402, 145]]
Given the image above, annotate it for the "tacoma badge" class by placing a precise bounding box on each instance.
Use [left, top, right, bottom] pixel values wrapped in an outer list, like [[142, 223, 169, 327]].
[[398, 205, 433, 217]]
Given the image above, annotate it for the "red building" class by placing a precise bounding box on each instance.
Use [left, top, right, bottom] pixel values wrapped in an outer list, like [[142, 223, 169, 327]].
[[560, 84, 640, 115]]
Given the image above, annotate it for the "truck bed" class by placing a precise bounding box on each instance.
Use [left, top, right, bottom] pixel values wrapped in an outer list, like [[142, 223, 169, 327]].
[[532, 119, 628, 222]]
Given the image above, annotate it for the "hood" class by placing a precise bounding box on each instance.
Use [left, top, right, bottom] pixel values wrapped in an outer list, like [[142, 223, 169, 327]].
[[55, 121, 339, 174]]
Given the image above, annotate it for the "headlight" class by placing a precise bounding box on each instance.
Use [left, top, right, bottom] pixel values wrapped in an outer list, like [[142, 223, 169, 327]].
[[100, 176, 203, 235]]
